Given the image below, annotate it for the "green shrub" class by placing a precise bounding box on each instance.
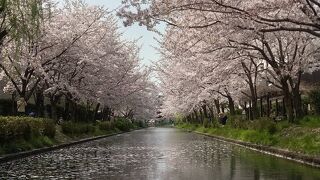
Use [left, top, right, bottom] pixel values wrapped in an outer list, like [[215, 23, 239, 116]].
[[249, 118, 277, 134], [235, 108, 243, 115], [61, 121, 73, 134], [227, 115, 249, 129], [0, 116, 56, 143], [61, 121, 96, 135], [174, 113, 185, 124], [30, 137, 45, 148], [41, 136, 54, 147], [267, 123, 277, 134], [43, 119, 56, 138], [134, 120, 147, 128], [114, 118, 133, 132], [276, 121, 290, 130], [98, 121, 115, 131]]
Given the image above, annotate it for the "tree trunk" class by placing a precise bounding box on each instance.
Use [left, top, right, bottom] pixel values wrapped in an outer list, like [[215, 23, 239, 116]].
[[266, 94, 271, 117], [187, 115, 191, 123], [71, 101, 77, 121], [214, 99, 220, 114], [284, 93, 294, 123], [193, 109, 199, 123], [85, 100, 90, 122], [93, 103, 100, 121], [281, 78, 295, 123], [244, 101, 249, 120], [102, 106, 112, 121], [208, 105, 215, 122], [282, 98, 286, 117], [292, 87, 303, 119], [251, 99, 258, 120], [199, 108, 204, 124], [227, 96, 235, 115], [11, 93, 17, 115], [64, 98, 70, 120], [276, 99, 279, 116], [35, 90, 44, 117], [247, 73, 258, 119], [249, 101, 253, 120], [260, 97, 263, 117], [190, 113, 195, 123], [50, 97, 58, 121], [202, 104, 209, 119]]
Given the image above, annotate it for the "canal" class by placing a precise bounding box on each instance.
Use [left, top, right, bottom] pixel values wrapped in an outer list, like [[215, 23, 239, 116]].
[[0, 128, 319, 179]]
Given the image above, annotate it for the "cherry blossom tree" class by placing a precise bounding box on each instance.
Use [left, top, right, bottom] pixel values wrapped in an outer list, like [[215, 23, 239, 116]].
[[0, 0, 158, 121], [119, 0, 320, 123]]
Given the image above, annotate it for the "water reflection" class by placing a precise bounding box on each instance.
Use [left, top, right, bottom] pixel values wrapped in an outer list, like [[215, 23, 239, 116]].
[[0, 128, 319, 179]]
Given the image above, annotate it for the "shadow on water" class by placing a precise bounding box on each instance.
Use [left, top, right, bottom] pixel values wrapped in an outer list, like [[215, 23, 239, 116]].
[[0, 128, 319, 180]]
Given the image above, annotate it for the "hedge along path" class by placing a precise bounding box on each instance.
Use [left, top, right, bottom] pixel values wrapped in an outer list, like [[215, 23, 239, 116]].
[[0, 129, 142, 164], [193, 131, 320, 168]]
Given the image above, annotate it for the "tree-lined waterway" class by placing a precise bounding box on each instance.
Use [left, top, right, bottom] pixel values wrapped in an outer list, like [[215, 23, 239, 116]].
[[0, 128, 319, 180]]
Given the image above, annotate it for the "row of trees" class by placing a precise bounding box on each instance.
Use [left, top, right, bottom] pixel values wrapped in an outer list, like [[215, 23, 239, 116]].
[[0, 0, 158, 121], [118, 0, 320, 123]]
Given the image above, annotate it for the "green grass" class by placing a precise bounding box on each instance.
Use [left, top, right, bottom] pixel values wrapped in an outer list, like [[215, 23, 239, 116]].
[[298, 115, 320, 128], [0, 136, 55, 155], [176, 115, 320, 156]]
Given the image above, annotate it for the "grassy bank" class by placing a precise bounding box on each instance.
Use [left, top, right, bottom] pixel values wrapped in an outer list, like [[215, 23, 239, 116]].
[[0, 117, 146, 155], [176, 116, 320, 156]]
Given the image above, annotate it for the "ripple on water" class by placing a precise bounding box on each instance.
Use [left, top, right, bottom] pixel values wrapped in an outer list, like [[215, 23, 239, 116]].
[[0, 128, 320, 180]]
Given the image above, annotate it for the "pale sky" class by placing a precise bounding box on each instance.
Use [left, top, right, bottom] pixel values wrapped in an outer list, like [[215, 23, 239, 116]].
[[86, 0, 166, 67]]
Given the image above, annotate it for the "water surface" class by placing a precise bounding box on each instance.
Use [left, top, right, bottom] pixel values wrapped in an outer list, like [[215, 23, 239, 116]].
[[0, 128, 319, 179]]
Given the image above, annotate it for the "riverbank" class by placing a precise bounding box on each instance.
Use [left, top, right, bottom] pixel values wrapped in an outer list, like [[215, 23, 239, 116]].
[[2, 128, 320, 179], [176, 116, 320, 166], [0, 116, 146, 156]]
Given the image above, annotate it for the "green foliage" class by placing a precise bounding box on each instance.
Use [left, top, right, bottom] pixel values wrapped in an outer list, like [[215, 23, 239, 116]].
[[177, 114, 320, 156], [155, 120, 174, 127], [249, 118, 277, 134], [299, 115, 320, 128], [174, 113, 185, 124], [0, 116, 142, 155], [5, 0, 44, 41], [114, 118, 134, 132], [134, 120, 147, 128], [234, 108, 243, 115], [276, 121, 290, 130], [98, 119, 144, 133], [0, 136, 54, 155], [203, 118, 209, 128], [209, 119, 220, 128], [277, 127, 320, 155], [309, 89, 320, 114], [98, 121, 115, 132], [0, 116, 56, 143], [43, 119, 56, 138], [227, 115, 249, 129], [61, 121, 96, 136], [176, 123, 198, 131]]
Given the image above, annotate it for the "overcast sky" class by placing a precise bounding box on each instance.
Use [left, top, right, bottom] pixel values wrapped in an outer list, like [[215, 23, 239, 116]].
[[85, 0, 165, 67]]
